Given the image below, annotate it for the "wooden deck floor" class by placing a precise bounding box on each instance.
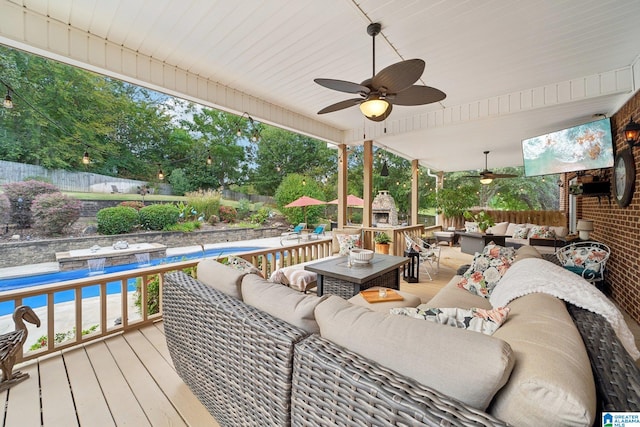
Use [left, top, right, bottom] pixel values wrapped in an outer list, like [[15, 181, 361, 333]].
[[2, 322, 220, 427]]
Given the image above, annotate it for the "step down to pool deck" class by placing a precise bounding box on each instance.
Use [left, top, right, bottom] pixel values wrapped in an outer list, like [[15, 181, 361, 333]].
[[55, 243, 167, 271]]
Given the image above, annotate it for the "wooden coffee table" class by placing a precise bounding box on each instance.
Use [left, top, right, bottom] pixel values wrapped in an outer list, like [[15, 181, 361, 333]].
[[305, 254, 409, 298]]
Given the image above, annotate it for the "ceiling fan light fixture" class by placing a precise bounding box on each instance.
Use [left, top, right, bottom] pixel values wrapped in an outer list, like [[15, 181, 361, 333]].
[[479, 177, 493, 185], [360, 97, 390, 119]]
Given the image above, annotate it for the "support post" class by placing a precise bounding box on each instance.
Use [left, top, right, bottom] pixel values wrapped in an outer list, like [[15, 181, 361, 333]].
[[337, 144, 348, 227]]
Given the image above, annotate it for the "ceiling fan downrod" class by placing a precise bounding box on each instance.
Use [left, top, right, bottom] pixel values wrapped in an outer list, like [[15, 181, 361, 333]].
[[367, 23, 381, 78]]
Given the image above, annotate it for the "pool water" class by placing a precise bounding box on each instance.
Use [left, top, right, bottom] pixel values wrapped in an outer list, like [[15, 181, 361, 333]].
[[0, 246, 265, 316]]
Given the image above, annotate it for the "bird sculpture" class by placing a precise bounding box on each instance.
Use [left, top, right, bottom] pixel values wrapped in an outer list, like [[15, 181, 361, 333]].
[[0, 305, 40, 391]]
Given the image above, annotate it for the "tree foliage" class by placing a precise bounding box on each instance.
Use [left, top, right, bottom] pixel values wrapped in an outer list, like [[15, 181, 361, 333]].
[[251, 127, 337, 196], [275, 174, 326, 225]]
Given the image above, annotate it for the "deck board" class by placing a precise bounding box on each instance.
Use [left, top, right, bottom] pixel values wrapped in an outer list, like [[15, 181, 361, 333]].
[[106, 334, 187, 427], [4, 363, 40, 427], [3, 321, 220, 427], [63, 346, 116, 427], [85, 340, 152, 427], [125, 327, 218, 426]]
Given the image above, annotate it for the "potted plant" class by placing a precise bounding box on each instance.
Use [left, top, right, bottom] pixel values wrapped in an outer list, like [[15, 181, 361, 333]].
[[463, 210, 495, 234], [374, 232, 392, 254]]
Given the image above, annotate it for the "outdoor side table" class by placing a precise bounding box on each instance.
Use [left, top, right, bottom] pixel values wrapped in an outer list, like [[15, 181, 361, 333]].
[[403, 249, 419, 283]]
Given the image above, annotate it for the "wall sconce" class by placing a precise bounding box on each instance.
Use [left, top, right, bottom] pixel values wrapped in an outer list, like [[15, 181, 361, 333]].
[[235, 112, 261, 142], [3, 86, 12, 109], [82, 148, 90, 165], [623, 116, 640, 148], [576, 219, 594, 240]]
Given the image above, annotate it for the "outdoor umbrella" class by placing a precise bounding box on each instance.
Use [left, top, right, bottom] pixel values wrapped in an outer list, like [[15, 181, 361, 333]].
[[284, 195, 326, 226], [328, 194, 364, 222]]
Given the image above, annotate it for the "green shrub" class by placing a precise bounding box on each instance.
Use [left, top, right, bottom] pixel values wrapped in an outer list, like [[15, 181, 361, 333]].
[[97, 206, 139, 235], [2, 180, 59, 227], [236, 198, 251, 219], [30, 324, 98, 351], [186, 189, 221, 220], [139, 204, 180, 230], [250, 207, 271, 225], [219, 205, 237, 223], [119, 201, 145, 210], [32, 193, 81, 235], [0, 194, 10, 225], [168, 168, 193, 196], [164, 221, 201, 232]]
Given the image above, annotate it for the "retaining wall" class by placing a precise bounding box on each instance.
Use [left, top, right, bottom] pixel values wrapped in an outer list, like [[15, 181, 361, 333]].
[[0, 226, 285, 268]]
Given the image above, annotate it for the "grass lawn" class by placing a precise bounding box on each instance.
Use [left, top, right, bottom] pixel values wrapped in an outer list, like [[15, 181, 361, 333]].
[[63, 191, 271, 211]]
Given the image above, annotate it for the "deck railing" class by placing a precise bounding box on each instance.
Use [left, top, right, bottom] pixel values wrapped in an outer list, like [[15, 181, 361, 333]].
[[1, 238, 332, 362]]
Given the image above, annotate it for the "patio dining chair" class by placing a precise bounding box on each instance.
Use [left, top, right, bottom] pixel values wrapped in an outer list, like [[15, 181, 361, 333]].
[[403, 232, 440, 280]]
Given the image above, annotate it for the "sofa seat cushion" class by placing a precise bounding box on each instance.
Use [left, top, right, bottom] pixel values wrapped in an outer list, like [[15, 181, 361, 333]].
[[315, 295, 514, 410], [489, 293, 596, 426], [197, 258, 247, 300], [241, 274, 327, 334]]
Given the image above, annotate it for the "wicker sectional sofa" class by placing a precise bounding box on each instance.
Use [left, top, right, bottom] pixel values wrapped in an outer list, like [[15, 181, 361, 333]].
[[162, 254, 640, 426]]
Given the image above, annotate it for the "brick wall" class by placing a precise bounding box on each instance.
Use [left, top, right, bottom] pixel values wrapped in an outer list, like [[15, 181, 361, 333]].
[[579, 90, 640, 324]]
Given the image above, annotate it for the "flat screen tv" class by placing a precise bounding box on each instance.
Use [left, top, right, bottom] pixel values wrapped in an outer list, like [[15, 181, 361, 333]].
[[522, 118, 614, 177]]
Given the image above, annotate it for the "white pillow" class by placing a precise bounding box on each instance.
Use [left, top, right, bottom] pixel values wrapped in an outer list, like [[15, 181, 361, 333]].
[[487, 221, 508, 235]]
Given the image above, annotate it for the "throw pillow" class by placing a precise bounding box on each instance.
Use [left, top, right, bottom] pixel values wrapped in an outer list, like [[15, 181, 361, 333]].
[[528, 225, 555, 239], [563, 246, 607, 273], [457, 244, 516, 298], [225, 255, 264, 278], [336, 233, 361, 255], [511, 225, 530, 239], [390, 305, 510, 335], [464, 221, 479, 233]]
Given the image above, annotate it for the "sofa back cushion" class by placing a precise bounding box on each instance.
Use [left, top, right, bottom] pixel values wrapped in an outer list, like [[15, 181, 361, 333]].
[[315, 295, 514, 410], [490, 293, 596, 426], [197, 258, 246, 300], [242, 274, 327, 334]]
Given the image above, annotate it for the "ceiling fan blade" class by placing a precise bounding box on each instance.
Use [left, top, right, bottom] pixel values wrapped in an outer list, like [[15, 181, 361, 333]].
[[491, 173, 519, 178], [314, 78, 370, 95], [372, 59, 425, 93], [389, 85, 446, 106], [317, 98, 362, 114]]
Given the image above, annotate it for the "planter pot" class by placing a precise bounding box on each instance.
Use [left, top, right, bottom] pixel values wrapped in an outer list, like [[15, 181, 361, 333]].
[[375, 243, 390, 254]]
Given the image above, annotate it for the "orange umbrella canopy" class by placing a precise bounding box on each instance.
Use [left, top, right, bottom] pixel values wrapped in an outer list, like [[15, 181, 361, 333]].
[[284, 195, 326, 208], [284, 196, 326, 225], [328, 194, 364, 207]]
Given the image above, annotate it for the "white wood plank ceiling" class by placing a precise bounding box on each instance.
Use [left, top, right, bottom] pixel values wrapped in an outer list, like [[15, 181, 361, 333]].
[[1, 0, 639, 172]]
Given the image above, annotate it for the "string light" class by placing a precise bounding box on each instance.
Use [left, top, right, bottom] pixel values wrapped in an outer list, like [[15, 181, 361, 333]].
[[82, 149, 90, 165]]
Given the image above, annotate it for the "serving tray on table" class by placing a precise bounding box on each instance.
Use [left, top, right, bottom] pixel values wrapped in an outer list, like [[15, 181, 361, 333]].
[[360, 289, 404, 303]]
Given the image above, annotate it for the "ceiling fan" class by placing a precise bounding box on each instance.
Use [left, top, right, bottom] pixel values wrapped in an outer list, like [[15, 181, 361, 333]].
[[314, 23, 446, 122], [465, 151, 518, 184]]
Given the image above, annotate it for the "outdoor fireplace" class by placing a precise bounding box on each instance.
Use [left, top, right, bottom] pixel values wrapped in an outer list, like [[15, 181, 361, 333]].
[[372, 190, 398, 226]]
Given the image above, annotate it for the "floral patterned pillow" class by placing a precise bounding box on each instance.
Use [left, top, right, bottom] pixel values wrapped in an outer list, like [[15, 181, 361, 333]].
[[528, 225, 556, 239], [512, 225, 529, 239], [337, 233, 362, 255], [563, 246, 607, 272], [390, 305, 511, 335], [457, 244, 516, 298], [464, 221, 479, 233]]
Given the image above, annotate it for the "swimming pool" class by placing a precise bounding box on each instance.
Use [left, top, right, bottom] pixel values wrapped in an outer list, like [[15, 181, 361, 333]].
[[0, 246, 266, 316]]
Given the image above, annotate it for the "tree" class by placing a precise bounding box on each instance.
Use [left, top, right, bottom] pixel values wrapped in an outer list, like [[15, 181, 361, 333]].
[[274, 174, 326, 225], [252, 127, 337, 196], [179, 108, 248, 190]]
